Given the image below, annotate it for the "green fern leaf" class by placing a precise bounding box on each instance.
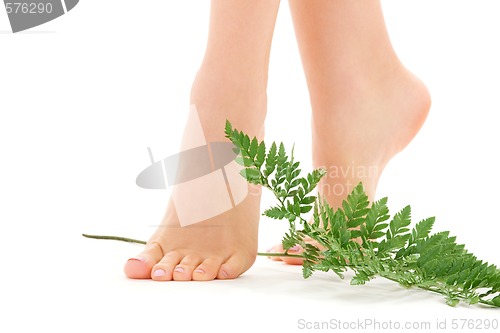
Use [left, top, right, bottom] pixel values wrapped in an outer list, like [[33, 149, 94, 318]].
[[387, 205, 411, 239], [239, 168, 260, 184], [408, 217, 435, 245], [255, 141, 266, 168], [342, 183, 369, 229], [492, 295, 500, 307], [264, 206, 285, 219]]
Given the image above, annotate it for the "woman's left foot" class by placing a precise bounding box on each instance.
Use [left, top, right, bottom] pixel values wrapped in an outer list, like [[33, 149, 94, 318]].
[[269, 66, 431, 264]]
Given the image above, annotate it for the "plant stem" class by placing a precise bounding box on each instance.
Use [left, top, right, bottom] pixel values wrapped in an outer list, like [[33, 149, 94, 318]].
[[258, 252, 304, 258], [82, 234, 146, 245], [82, 234, 304, 258]]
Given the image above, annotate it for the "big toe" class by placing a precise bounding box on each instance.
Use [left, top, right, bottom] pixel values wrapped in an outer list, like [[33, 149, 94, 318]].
[[124, 258, 151, 279], [124, 242, 163, 279]]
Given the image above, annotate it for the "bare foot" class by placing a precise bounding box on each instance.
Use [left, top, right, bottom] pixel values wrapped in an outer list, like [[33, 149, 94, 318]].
[[313, 67, 431, 207], [124, 110, 263, 281], [124, 0, 281, 279], [124, 67, 267, 280], [269, 67, 431, 264], [124, 193, 260, 281]]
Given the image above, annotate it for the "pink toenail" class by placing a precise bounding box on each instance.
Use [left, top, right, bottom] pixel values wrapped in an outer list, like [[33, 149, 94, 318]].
[[129, 256, 146, 262], [222, 270, 228, 278], [153, 269, 165, 277], [194, 268, 205, 274], [174, 266, 184, 273], [289, 245, 301, 252], [267, 247, 276, 254]]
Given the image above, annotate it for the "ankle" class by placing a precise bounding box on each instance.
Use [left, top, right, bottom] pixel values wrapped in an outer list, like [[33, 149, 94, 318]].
[[190, 69, 268, 140]]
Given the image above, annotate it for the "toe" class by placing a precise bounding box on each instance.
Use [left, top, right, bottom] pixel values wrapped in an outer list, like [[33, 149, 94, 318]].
[[267, 245, 283, 261], [192, 257, 224, 281], [124, 242, 164, 279], [279, 244, 304, 265], [269, 243, 304, 265], [173, 255, 202, 281], [151, 251, 183, 281], [217, 253, 253, 280]]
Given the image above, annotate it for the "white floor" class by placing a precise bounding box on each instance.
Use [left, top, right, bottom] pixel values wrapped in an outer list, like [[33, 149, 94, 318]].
[[1, 1, 500, 332]]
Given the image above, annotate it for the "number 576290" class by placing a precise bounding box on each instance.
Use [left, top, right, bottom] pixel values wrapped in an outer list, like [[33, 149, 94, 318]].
[[5, 2, 53, 14]]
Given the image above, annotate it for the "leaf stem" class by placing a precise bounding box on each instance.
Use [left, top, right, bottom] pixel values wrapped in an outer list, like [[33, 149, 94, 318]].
[[82, 234, 304, 258], [257, 252, 304, 258], [82, 234, 146, 245]]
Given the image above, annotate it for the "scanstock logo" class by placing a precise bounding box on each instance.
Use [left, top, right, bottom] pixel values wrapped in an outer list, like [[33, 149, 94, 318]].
[[3, 0, 79, 33]]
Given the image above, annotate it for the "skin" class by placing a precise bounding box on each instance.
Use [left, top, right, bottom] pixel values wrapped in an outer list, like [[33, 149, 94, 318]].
[[124, 0, 279, 281], [124, 0, 431, 279]]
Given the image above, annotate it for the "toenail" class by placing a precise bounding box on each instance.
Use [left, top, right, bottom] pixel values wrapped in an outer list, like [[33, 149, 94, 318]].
[[221, 270, 228, 278], [194, 268, 205, 274], [129, 256, 146, 262], [174, 266, 184, 273], [267, 247, 276, 254], [289, 245, 301, 252], [153, 269, 165, 277]]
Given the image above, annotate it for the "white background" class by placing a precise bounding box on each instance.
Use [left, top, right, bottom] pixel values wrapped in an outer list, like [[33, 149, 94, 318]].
[[1, 1, 499, 332]]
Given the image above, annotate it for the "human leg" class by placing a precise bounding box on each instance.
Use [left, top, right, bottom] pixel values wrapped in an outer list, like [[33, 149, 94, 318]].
[[270, 0, 431, 264], [124, 0, 281, 280]]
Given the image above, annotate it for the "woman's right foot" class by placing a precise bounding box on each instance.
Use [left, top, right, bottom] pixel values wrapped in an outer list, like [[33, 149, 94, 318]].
[[124, 0, 282, 278], [125, 66, 268, 280], [124, 194, 261, 281]]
